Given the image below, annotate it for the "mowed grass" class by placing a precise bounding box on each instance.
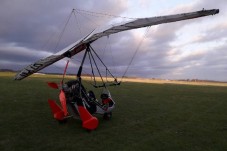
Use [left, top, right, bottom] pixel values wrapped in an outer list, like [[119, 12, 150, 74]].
[[0, 73, 227, 151]]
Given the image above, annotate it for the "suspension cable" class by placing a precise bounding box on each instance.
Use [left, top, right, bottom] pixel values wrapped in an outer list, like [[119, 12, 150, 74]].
[[120, 26, 151, 81], [89, 45, 116, 79]]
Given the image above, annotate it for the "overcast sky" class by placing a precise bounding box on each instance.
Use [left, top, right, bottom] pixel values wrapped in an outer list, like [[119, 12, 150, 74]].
[[0, 0, 227, 81]]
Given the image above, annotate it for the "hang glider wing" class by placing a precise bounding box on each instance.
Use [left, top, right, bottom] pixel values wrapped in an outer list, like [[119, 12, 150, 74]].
[[15, 9, 219, 80]]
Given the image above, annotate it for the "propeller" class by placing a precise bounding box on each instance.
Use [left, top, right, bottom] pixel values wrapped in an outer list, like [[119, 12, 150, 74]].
[[47, 82, 59, 89]]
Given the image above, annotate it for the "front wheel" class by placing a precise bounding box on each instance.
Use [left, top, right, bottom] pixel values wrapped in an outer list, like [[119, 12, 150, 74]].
[[103, 112, 112, 120], [58, 119, 67, 124]]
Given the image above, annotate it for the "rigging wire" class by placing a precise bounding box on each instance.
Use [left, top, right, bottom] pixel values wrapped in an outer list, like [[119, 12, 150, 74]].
[[74, 8, 136, 20], [90, 46, 116, 79], [74, 9, 100, 28], [74, 8, 151, 82], [54, 10, 74, 52], [41, 12, 76, 52], [108, 37, 117, 77], [70, 56, 101, 82], [40, 30, 57, 51], [43, 8, 148, 87], [120, 26, 151, 81], [72, 9, 82, 37], [74, 8, 148, 83], [101, 37, 117, 82], [100, 37, 109, 59], [99, 37, 114, 82]]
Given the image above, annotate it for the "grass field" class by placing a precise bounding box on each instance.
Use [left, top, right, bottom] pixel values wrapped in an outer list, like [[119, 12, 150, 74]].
[[0, 72, 227, 151]]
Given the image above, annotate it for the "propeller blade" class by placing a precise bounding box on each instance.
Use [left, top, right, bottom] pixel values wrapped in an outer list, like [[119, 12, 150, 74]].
[[47, 82, 59, 89]]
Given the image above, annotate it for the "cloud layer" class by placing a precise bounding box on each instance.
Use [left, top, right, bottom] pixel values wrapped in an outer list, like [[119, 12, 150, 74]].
[[1, 0, 226, 81]]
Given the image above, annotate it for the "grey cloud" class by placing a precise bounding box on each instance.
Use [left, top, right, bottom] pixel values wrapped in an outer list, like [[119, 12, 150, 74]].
[[0, 0, 226, 81], [0, 0, 127, 50], [189, 23, 227, 44]]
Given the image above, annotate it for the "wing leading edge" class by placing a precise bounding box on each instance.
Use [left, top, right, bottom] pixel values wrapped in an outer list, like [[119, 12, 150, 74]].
[[15, 9, 219, 80]]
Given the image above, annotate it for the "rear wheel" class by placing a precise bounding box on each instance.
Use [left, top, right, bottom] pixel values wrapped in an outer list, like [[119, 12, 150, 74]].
[[103, 112, 112, 120]]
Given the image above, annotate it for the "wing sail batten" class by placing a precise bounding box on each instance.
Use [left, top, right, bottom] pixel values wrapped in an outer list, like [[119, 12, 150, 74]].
[[14, 9, 219, 80]]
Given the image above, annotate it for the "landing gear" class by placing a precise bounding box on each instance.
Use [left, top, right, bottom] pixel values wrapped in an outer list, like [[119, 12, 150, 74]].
[[103, 112, 112, 120], [58, 119, 67, 124]]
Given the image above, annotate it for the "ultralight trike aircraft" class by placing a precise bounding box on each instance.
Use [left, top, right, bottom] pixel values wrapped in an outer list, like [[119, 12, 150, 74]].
[[15, 8, 219, 130]]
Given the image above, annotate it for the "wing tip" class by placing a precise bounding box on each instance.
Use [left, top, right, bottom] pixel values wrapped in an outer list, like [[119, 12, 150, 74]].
[[215, 9, 219, 14]]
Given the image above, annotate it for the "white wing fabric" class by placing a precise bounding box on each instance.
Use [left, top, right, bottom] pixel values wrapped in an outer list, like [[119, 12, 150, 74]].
[[15, 9, 219, 80]]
